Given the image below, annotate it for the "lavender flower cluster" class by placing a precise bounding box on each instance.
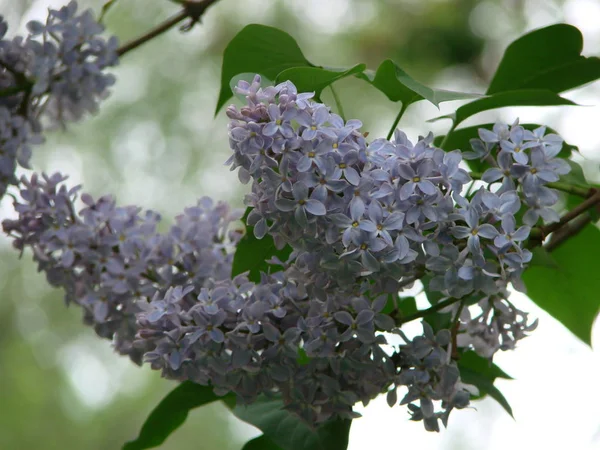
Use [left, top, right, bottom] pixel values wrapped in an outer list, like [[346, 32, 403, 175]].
[[3, 172, 240, 364], [0, 1, 118, 198], [4, 74, 571, 431]]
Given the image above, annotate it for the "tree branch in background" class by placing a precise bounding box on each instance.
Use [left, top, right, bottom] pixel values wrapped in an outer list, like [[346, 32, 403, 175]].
[[116, 0, 221, 57]]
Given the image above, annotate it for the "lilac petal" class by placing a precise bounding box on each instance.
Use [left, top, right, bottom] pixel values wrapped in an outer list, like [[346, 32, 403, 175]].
[[295, 206, 308, 227], [513, 151, 529, 165], [467, 235, 481, 254], [344, 167, 360, 185], [350, 199, 365, 220], [398, 164, 416, 180], [536, 169, 559, 182], [356, 309, 375, 325], [254, 218, 268, 239], [451, 226, 471, 239], [477, 224, 499, 239], [482, 168, 503, 183], [494, 235, 510, 248], [406, 207, 421, 225], [372, 295, 387, 312], [458, 266, 475, 280], [359, 220, 377, 232], [305, 199, 326, 216], [292, 182, 308, 200], [523, 209, 539, 226], [295, 111, 313, 128], [301, 128, 317, 141], [361, 251, 380, 272], [478, 128, 498, 143], [466, 208, 479, 229], [209, 328, 225, 343], [368, 201, 384, 223], [263, 122, 279, 136], [383, 212, 404, 230], [395, 235, 409, 258], [512, 226, 531, 241], [330, 213, 352, 227], [314, 106, 330, 125], [370, 238, 388, 252], [230, 127, 250, 141], [399, 182, 416, 200], [334, 311, 354, 326], [501, 215, 516, 234], [267, 103, 281, 121], [417, 180, 437, 196], [539, 208, 560, 223], [275, 198, 296, 212], [296, 155, 312, 172]]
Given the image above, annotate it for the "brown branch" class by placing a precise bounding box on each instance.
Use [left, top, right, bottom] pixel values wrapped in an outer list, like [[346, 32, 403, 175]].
[[116, 0, 221, 57], [545, 215, 592, 252], [538, 188, 600, 239], [398, 297, 462, 325]]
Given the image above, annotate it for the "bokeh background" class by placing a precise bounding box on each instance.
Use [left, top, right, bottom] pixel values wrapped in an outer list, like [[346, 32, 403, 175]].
[[0, 0, 599, 449]]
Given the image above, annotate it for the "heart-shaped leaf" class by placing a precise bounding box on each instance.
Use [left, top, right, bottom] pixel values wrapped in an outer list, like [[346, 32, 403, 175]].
[[275, 64, 366, 100], [359, 59, 481, 107], [524, 225, 600, 345], [216, 24, 313, 114], [488, 24, 600, 94], [458, 351, 513, 417], [430, 89, 577, 126], [123, 382, 235, 450], [242, 436, 283, 450], [233, 395, 352, 450]]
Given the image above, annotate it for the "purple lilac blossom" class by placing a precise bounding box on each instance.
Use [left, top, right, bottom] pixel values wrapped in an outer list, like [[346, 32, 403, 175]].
[[0, 1, 118, 198]]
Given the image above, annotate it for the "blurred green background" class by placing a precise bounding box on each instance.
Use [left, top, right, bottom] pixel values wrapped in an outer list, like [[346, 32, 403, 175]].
[[0, 0, 599, 449]]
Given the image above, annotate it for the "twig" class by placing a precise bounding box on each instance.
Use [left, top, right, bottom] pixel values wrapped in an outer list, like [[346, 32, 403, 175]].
[[539, 188, 600, 237], [469, 171, 592, 198], [329, 85, 346, 122], [399, 297, 462, 325], [116, 0, 220, 57], [545, 215, 592, 252], [386, 101, 408, 141]]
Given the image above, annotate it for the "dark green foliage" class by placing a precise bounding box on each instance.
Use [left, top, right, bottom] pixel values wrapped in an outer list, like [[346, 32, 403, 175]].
[[275, 64, 366, 100], [524, 225, 600, 345], [123, 382, 235, 450], [458, 351, 514, 417], [216, 24, 313, 114], [233, 395, 352, 450], [487, 24, 600, 94]]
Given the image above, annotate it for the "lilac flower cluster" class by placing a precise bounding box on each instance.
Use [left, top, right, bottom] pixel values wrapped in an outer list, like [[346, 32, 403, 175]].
[[4, 74, 572, 431], [468, 120, 570, 226], [3, 172, 240, 364], [0, 1, 118, 198]]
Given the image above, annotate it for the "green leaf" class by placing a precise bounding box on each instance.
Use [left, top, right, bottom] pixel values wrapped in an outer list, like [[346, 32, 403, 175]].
[[275, 64, 366, 100], [99, 0, 119, 23], [488, 24, 600, 95], [430, 90, 577, 127], [231, 208, 292, 282], [458, 351, 513, 417], [242, 436, 283, 450], [529, 247, 559, 269], [123, 382, 235, 450], [216, 24, 313, 114], [233, 395, 351, 450], [360, 59, 481, 107], [523, 225, 600, 345]]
